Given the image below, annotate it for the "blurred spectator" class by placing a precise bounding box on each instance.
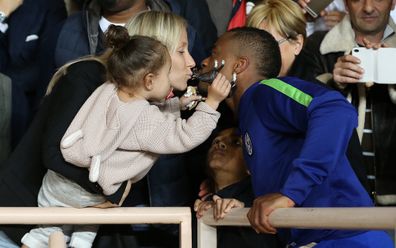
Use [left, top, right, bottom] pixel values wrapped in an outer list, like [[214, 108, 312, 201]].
[[65, 0, 86, 15], [206, 0, 257, 36], [55, 0, 217, 67], [298, 0, 345, 36], [0, 72, 11, 163], [0, 0, 67, 150], [299, 0, 396, 36]]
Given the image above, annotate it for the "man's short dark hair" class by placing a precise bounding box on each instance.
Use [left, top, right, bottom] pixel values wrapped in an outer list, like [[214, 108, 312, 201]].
[[228, 27, 281, 79]]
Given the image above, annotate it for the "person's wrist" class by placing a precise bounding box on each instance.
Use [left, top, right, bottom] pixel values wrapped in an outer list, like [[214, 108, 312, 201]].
[[205, 98, 219, 110]]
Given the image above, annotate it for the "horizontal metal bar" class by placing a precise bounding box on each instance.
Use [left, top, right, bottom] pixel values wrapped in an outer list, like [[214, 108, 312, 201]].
[[0, 207, 192, 248], [0, 207, 190, 225], [201, 207, 396, 230]]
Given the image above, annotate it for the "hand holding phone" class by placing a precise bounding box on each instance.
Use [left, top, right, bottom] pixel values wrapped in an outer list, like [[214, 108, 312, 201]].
[[303, 0, 334, 18]]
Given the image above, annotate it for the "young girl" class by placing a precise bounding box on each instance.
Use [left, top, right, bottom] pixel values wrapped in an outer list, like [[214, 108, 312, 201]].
[[21, 26, 230, 248]]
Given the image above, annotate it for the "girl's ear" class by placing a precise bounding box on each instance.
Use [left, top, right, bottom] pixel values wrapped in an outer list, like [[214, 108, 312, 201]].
[[143, 73, 155, 90]]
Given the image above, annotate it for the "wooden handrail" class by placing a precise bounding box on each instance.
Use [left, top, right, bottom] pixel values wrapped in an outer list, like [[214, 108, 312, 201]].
[[201, 207, 396, 229], [198, 207, 396, 248], [0, 207, 192, 248]]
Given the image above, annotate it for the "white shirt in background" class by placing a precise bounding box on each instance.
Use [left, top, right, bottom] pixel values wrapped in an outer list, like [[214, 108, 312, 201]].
[[99, 16, 125, 33], [306, 0, 396, 37]]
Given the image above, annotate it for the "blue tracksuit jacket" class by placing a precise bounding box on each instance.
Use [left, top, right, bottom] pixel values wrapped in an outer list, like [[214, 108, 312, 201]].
[[238, 76, 374, 246]]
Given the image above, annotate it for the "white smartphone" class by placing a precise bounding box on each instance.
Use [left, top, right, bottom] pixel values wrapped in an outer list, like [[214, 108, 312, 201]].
[[351, 47, 396, 84]]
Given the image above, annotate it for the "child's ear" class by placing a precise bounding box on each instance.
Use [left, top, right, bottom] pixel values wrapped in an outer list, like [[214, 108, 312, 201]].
[[143, 73, 155, 90]]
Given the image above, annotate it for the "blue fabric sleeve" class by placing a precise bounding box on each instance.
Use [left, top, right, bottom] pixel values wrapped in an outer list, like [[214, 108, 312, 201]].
[[279, 92, 358, 205], [253, 87, 358, 205]]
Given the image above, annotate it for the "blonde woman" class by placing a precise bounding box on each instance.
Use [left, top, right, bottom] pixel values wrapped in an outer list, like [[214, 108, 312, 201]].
[[0, 11, 203, 248], [247, 0, 306, 76]]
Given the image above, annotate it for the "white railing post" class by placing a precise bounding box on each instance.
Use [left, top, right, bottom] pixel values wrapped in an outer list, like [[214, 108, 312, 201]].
[[179, 210, 192, 248], [197, 219, 216, 248]]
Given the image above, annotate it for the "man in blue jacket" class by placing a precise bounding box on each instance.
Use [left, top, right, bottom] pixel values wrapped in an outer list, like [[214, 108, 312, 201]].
[[200, 26, 393, 247]]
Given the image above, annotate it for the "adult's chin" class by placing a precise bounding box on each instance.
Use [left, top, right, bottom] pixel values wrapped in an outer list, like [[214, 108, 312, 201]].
[[172, 81, 188, 92]]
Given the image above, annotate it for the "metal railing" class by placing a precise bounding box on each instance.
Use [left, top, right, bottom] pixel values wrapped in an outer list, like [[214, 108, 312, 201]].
[[0, 207, 191, 248], [0, 206, 395, 247], [197, 207, 396, 248]]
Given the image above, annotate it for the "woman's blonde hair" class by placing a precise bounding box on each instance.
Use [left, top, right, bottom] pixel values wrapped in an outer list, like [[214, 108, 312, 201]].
[[125, 11, 187, 53], [247, 0, 306, 41], [46, 51, 110, 95], [46, 11, 187, 95]]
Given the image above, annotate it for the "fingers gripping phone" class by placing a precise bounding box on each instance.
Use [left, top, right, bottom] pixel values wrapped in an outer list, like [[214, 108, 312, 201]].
[[304, 0, 334, 18]]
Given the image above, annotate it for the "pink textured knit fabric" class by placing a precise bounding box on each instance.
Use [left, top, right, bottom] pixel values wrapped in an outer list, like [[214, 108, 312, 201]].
[[61, 82, 220, 195]]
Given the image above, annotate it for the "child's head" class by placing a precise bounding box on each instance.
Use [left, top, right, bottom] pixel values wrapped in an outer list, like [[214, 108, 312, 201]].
[[206, 128, 249, 191], [106, 25, 172, 101], [126, 11, 195, 92]]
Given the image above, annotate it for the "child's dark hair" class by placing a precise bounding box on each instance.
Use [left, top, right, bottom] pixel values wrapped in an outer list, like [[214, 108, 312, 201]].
[[105, 25, 170, 89]]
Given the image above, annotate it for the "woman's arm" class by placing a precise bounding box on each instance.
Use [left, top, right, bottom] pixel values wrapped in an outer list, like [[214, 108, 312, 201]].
[[41, 60, 106, 193]]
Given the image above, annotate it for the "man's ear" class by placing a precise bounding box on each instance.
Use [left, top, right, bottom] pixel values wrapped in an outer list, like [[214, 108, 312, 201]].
[[233, 56, 249, 74], [143, 73, 155, 90]]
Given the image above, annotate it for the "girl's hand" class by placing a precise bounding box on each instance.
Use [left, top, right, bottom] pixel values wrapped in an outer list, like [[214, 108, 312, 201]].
[[205, 73, 231, 110], [212, 195, 244, 221], [179, 95, 202, 110]]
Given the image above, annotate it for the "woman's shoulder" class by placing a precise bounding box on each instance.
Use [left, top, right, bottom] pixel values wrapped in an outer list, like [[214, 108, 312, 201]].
[[46, 59, 106, 101], [67, 59, 106, 75]]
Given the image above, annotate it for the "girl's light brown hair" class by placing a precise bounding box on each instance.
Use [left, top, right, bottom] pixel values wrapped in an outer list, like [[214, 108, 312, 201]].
[[105, 25, 170, 89]]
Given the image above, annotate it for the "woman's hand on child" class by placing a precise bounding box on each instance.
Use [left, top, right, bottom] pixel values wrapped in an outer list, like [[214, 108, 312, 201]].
[[212, 195, 244, 221], [205, 73, 231, 110]]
